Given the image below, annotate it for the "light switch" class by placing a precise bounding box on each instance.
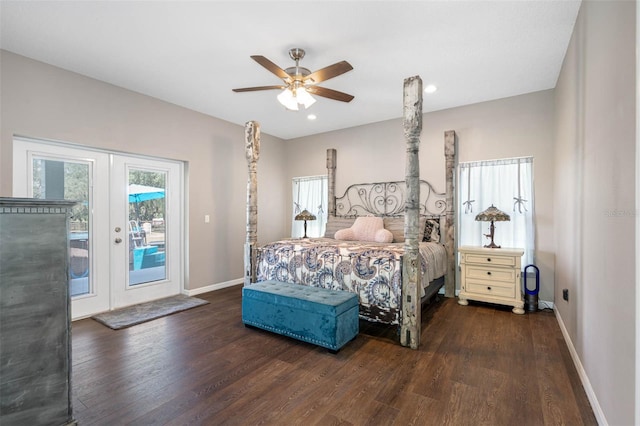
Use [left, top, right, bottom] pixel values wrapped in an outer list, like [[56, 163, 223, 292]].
[[204, 215, 210, 223]]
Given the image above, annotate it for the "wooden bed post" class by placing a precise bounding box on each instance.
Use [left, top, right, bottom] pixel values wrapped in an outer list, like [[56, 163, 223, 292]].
[[444, 130, 457, 297], [401, 76, 423, 349], [327, 149, 337, 217], [244, 121, 260, 286]]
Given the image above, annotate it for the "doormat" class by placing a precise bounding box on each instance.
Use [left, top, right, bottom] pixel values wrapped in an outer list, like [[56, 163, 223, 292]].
[[92, 294, 209, 330]]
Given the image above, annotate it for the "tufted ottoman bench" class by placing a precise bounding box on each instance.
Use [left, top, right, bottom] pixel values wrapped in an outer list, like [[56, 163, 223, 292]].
[[242, 281, 359, 352]]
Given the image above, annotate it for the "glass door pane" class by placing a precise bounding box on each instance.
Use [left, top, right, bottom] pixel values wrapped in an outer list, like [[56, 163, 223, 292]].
[[128, 169, 167, 286], [32, 157, 92, 298]]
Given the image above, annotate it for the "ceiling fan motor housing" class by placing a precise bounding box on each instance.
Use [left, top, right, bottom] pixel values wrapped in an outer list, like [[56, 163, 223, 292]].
[[286, 48, 311, 82]]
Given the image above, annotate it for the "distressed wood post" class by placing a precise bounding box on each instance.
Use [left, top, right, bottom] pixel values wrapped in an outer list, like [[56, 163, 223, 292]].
[[401, 75, 422, 349], [244, 121, 260, 286], [444, 130, 457, 297], [327, 149, 337, 217]]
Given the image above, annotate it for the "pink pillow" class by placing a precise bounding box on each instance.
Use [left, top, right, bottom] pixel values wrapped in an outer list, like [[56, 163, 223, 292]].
[[374, 228, 394, 243], [334, 228, 356, 241], [334, 217, 393, 243]]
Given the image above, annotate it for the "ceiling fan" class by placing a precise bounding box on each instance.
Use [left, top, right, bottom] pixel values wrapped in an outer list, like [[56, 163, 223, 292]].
[[232, 48, 354, 111]]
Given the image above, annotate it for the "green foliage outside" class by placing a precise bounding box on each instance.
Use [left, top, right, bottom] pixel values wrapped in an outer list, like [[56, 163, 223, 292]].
[[33, 160, 166, 229], [129, 169, 166, 224]]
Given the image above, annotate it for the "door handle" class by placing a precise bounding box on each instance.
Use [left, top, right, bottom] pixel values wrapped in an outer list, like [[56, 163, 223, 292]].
[[115, 237, 123, 244]]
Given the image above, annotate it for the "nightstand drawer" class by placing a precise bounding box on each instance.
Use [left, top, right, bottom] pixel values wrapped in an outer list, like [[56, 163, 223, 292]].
[[465, 279, 515, 298], [464, 253, 516, 267], [465, 265, 516, 283]]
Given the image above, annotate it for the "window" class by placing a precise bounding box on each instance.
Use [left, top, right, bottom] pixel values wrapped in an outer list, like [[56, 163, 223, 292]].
[[291, 175, 328, 238], [458, 157, 535, 267]]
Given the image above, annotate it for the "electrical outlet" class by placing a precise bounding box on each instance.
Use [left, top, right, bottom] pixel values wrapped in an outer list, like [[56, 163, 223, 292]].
[[562, 289, 569, 301]]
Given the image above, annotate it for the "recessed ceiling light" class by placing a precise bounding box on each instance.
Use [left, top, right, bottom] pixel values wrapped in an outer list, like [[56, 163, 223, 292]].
[[307, 114, 317, 120], [424, 84, 437, 94]]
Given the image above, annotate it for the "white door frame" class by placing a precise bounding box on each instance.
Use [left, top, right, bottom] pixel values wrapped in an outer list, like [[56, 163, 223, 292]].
[[110, 155, 184, 308], [12, 136, 186, 319]]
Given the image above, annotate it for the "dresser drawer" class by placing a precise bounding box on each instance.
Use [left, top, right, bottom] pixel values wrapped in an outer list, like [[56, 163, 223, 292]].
[[465, 279, 515, 298], [464, 253, 516, 267], [465, 265, 516, 283]]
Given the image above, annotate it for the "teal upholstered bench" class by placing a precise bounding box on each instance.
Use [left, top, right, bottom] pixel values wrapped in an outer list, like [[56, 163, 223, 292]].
[[242, 281, 359, 352]]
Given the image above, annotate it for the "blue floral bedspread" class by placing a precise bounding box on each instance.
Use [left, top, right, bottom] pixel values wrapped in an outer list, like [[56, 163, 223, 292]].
[[254, 238, 446, 325]]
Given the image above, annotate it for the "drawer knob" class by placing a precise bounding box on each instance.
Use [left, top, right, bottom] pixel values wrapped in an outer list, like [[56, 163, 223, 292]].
[[487, 286, 492, 291], [487, 271, 492, 275], [487, 258, 492, 262]]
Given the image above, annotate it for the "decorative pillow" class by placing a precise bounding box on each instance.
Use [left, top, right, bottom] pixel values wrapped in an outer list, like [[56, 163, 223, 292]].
[[424, 218, 441, 243], [383, 217, 427, 243], [374, 228, 394, 243], [324, 216, 356, 238], [334, 227, 356, 241], [334, 216, 393, 243]]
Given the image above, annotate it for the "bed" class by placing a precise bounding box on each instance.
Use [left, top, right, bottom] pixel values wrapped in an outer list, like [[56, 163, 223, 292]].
[[254, 181, 448, 326], [243, 76, 457, 348]]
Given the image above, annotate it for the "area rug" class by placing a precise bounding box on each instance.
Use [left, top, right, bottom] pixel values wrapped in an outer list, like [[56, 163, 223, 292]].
[[92, 294, 209, 330]]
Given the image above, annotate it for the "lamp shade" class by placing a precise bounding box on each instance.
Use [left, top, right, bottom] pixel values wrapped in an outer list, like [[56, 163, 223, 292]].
[[277, 87, 316, 111], [295, 87, 316, 108], [277, 88, 299, 111], [475, 205, 510, 222], [295, 209, 316, 221]]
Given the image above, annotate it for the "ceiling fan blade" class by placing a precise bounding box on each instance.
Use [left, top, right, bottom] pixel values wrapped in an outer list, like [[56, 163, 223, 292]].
[[305, 61, 353, 84], [250, 55, 291, 82], [232, 85, 286, 92], [306, 86, 354, 103]]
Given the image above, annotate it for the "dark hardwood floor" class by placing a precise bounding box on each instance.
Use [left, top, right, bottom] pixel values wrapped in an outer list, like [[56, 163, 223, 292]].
[[71, 285, 597, 425]]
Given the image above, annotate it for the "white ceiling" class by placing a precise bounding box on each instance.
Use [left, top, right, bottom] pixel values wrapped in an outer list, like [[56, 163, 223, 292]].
[[0, 1, 581, 140]]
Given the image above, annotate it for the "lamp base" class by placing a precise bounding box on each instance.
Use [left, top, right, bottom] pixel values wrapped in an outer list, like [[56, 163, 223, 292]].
[[483, 220, 501, 249]]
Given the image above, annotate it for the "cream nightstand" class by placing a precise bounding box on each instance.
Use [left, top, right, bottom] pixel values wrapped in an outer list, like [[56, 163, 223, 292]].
[[458, 246, 525, 314]]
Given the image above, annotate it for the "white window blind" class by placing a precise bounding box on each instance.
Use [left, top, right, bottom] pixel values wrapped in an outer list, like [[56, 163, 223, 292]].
[[291, 175, 328, 238], [458, 157, 535, 267]]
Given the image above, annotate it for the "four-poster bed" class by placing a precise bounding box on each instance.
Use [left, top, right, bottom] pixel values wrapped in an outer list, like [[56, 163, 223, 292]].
[[244, 76, 457, 349]]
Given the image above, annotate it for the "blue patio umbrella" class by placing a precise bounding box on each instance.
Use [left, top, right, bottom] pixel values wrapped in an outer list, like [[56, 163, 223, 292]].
[[128, 184, 165, 203], [128, 184, 165, 222]]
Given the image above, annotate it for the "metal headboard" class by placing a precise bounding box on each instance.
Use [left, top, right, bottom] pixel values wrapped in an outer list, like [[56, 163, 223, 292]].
[[334, 180, 446, 217]]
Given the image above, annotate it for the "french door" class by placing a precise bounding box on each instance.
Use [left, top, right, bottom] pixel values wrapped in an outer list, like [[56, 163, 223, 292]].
[[13, 138, 184, 319], [110, 155, 182, 308]]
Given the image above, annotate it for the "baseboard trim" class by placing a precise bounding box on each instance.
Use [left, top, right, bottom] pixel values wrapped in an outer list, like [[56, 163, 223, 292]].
[[554, 308, 607, 425], [184, 278, 243, 296], [538, 300, 554, 310]]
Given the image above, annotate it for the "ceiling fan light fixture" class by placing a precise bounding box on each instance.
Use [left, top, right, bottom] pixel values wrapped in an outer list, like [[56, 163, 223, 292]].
[[277, 88, 299, 110], [277, 86, 316, 111], [295, 87, 316, 109]]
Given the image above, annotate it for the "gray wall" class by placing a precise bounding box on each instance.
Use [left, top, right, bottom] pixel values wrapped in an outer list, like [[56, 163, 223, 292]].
[[285, 90, 556, 302], [554, 1, 636, 424], [0, 50, 288, 291]]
